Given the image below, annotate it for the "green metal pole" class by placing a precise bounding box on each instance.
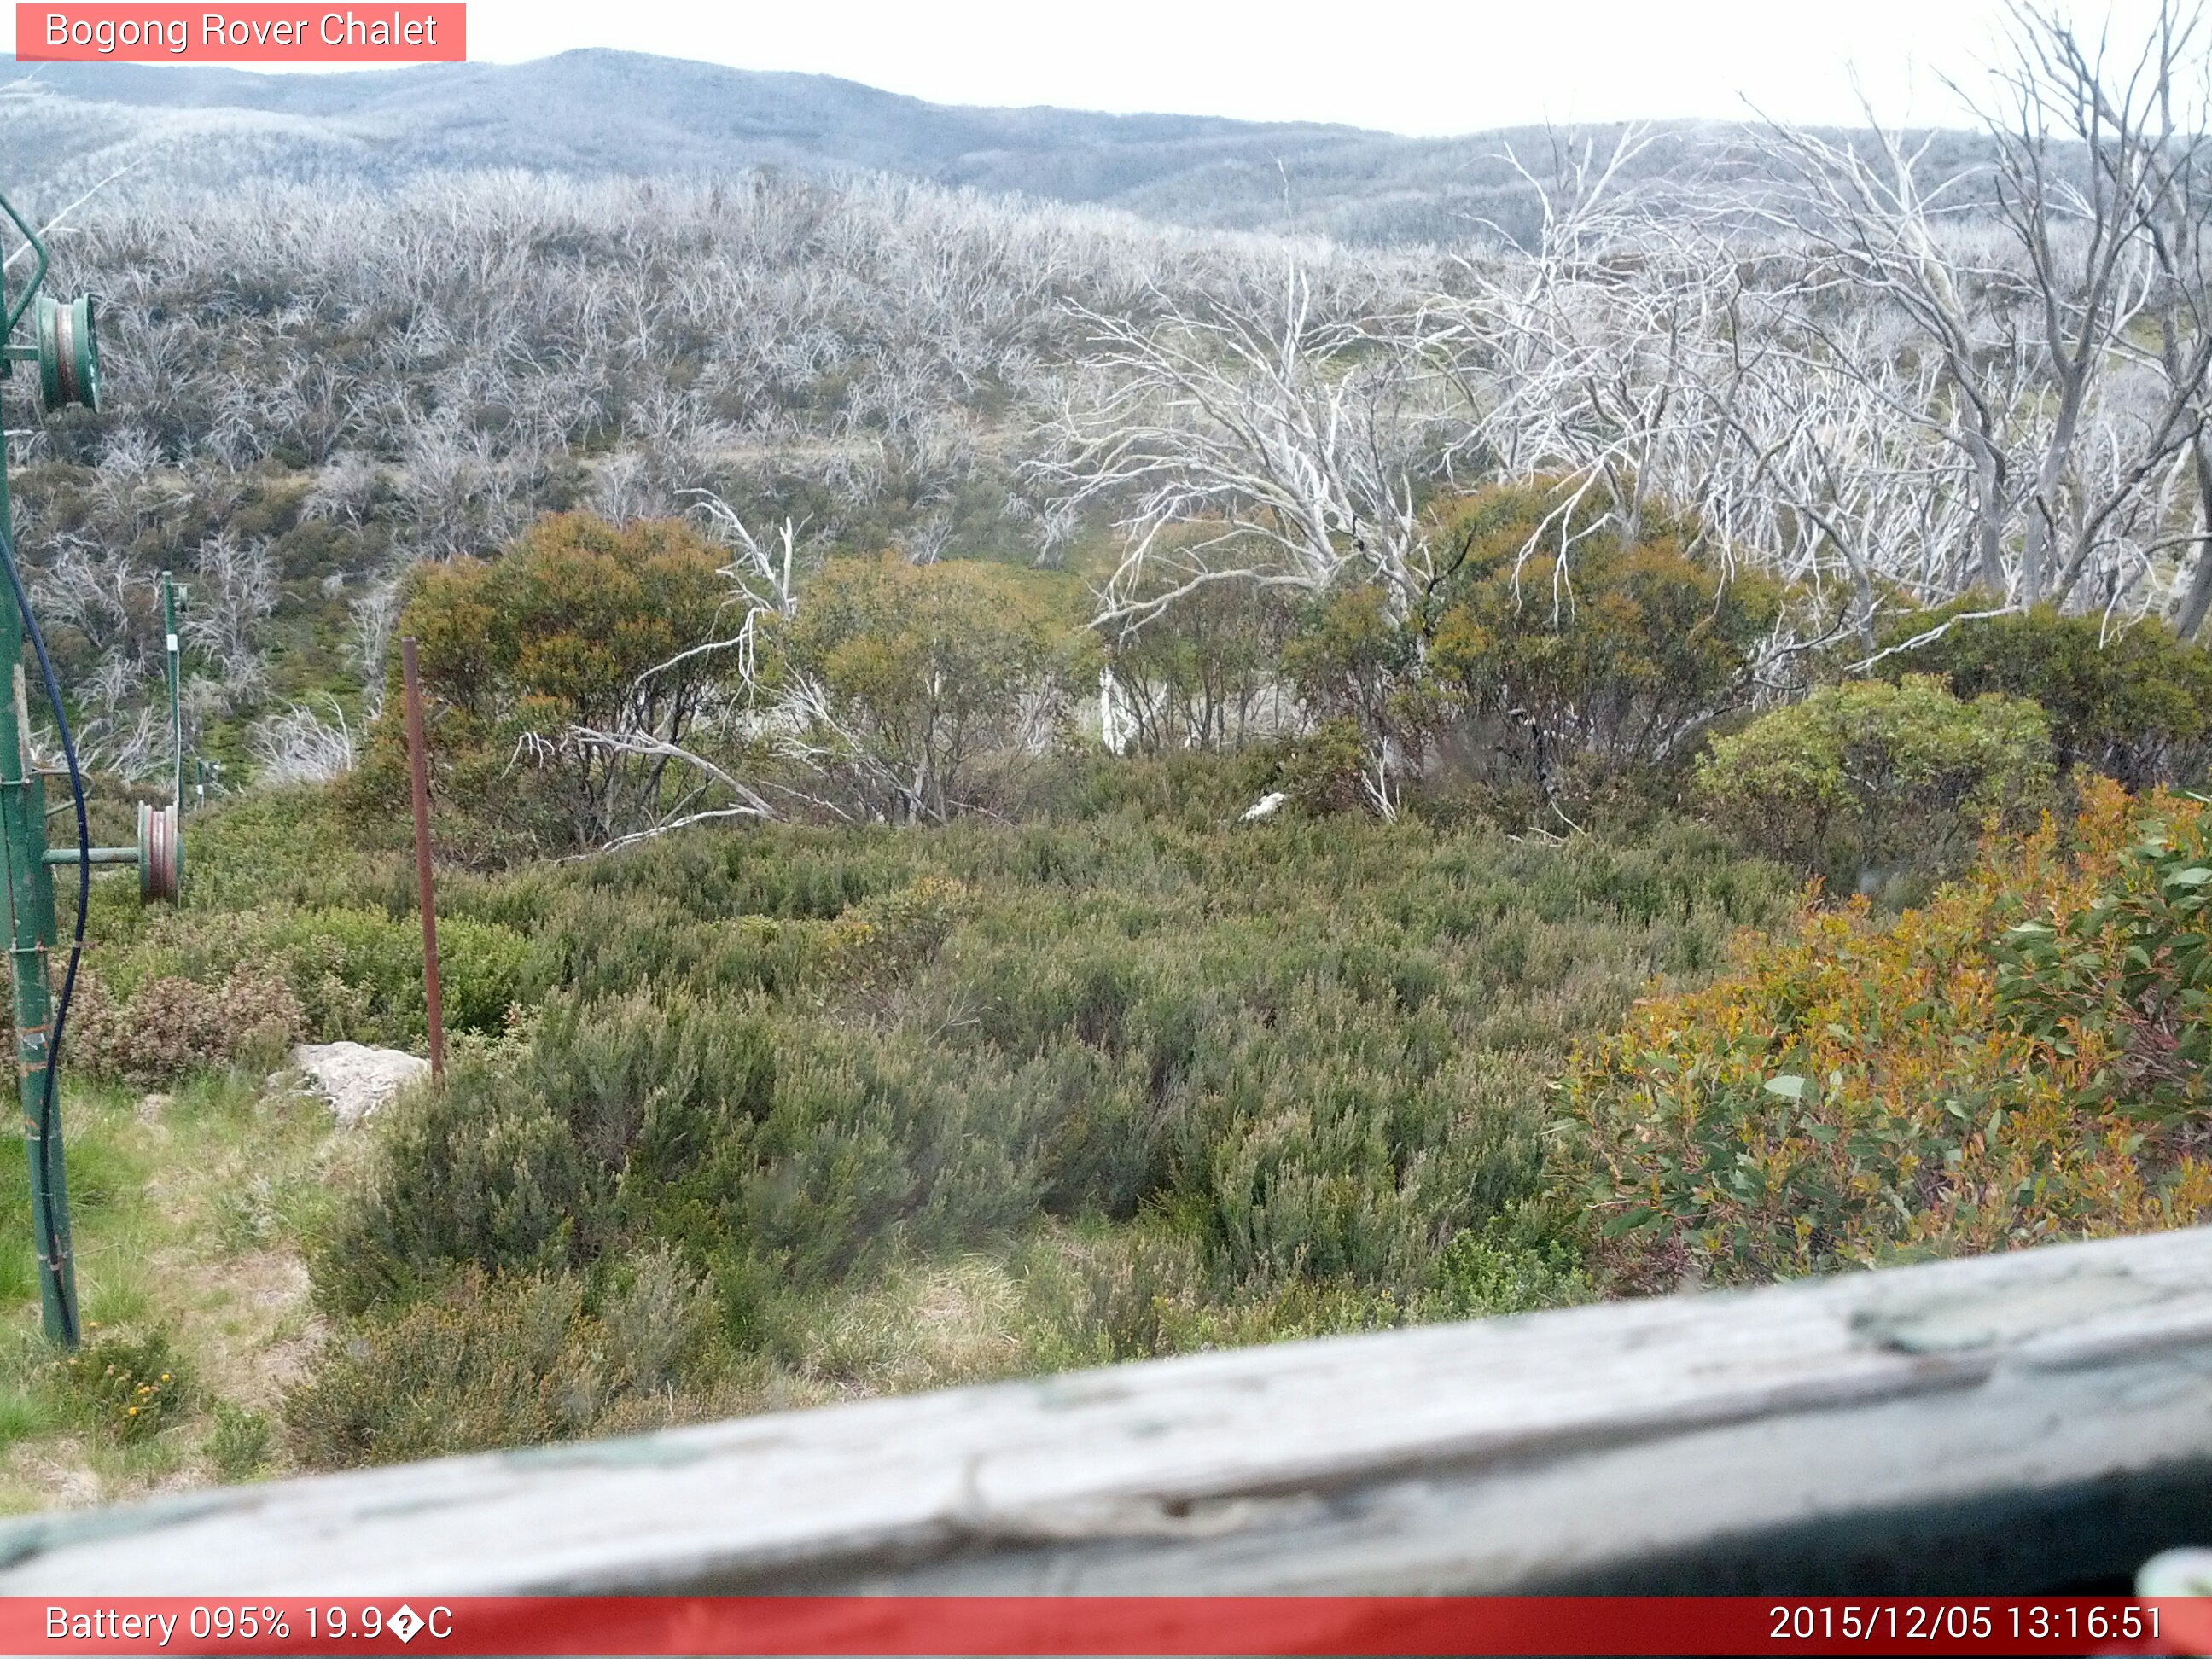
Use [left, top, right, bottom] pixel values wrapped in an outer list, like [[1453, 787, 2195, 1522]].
[[161, 573, 181, 811], [0, 438, 74, 1345]]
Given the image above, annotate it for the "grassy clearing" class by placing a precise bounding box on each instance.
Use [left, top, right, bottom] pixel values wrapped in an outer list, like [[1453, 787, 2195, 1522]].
[[0, 1068, 346, 1511]]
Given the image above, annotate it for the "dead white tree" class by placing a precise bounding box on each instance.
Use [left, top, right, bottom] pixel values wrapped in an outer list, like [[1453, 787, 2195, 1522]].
[[348, 578, 403, 719], [688, 493, 805, 685], [1756, 2, 2212, 616], [2064, 0, 2212, 637], [249, 698, 357, 784], [184, 529, 276, 706], [1038, 269, 1473, 631]]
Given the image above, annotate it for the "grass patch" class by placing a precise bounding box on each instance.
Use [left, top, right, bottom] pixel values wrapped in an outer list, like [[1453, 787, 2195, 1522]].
[[0, 1068, 338, 1512]]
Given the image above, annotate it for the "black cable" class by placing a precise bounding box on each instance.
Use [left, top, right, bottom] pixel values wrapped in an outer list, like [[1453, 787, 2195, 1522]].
[[0, 522, 84, 1347]]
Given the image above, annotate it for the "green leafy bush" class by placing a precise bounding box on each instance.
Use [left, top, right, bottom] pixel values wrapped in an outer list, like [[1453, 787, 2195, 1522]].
[[599, 1243, 719, 1393], [91, 903, 536, 1048], [777, 554, 1091, 823], [1420, 1220, 1592, 1318], [1101, 573, 1298, 754], [1423, 481, 1786, 805], [1993, 793, 2212, 1120], [311, 989, 774, 1310], [1260, 482, 1784, 820], [812, 874, 974, 996], [1014, 1223, 1216, 1368], [1278, 716, 1377, 815], [285, 1252, 727, 1470], [1878, 606, 2212, 789], [1693, 676, 2053, 885], [206, 1403, 272, 1480], [261, 909, 534, 1041], [286, 1271, 602, 1467], [242, 772, 1796, 1464], [1282, 585, 1435, 812], [48, 1330, 186, 1444], [352, 512, 740, 855]]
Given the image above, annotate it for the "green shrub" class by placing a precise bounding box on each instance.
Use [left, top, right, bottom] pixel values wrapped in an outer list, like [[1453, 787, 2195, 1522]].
[[311, 1051, 588, 1314], [181, 785, 405, 914], [812, 874, 973, 995], [1101, 573, 1298, 754], [599, 1243, 718, 1393], [92, 903, 536, 1047], [1423, 480, 1786, 805], [284, 1256, 736, 1470], [1993, 790, 2212, 1120], [1283, 585, 1434, 812], [710, 1023, 1047, 1295], [318, 988, 1057, 1313], [285, 1271, 600, 1467], [1693, 676, 2053, 886], [354, 512, 741, 853], [777, 554, 1091, 823], [1878, 606, 2212, 789], [1420, 1220, 1592, 1318], [1254, 483, 1785, 821], [1046, 750, 1285, 831], [1278, 716, 1376, 815], [313, 990, 776, 1310], [1015, 1222, 1215, 1368], [261, 907, 533, 1042], [291, 788, 1792, 1437], [206, 1403, 272, 1480], [47, 1329, 186, 1444]]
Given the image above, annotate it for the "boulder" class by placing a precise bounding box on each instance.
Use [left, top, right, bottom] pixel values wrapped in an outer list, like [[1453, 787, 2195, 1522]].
[[289, 1041, 431, 1126]]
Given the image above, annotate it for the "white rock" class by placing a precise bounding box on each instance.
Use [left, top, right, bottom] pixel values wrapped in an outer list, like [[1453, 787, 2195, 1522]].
[[1239, 790, 1289, 822], [290, 1042, 432, 1126]]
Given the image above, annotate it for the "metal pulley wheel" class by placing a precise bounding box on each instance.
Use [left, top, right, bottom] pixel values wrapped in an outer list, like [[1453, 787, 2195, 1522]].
[[137, 800, 180, 905], [36, 294, 97, 414]]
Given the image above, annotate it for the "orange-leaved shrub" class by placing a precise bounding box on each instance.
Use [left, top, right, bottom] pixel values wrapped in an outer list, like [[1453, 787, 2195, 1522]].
[[1563, 776, 2212, 1292]]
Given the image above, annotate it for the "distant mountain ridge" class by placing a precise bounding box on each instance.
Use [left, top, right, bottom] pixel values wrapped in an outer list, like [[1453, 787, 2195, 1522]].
[[0, 49, 1990, 244]]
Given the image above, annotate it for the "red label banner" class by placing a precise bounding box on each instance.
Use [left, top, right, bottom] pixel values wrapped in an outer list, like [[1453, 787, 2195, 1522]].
[[15, 5, 463, 61], [1, 1597, 2207, 1656]]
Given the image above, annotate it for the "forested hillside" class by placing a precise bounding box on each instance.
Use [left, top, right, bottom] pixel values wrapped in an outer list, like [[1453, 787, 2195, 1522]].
[[6, 5, 2212, 1509], [1, 49, 2014, 243]]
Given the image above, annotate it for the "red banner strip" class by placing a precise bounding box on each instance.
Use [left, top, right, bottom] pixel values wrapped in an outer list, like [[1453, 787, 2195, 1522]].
[[3, 1597, 2207, 1656], [15, 6, 464, 62]]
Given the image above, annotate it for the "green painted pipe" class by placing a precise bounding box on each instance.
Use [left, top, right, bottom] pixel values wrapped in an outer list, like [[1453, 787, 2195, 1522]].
[[41, 847, 137, 865], [163, 573, 182, 812]]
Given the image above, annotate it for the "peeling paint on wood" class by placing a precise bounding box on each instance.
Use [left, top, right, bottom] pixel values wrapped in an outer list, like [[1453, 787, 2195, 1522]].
[[5, 1228, 2212, 1593]]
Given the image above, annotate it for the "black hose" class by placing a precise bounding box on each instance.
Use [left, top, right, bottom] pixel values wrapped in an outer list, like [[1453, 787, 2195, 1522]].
[[0, 522, 84, 1347]]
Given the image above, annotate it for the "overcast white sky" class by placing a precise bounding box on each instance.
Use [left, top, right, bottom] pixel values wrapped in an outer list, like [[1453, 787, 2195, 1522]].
[[5, 1, 2189, 134]]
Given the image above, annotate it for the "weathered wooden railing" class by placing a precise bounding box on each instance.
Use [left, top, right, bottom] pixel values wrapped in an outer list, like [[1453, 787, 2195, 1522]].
[[5, 1226, 2212, 1594]]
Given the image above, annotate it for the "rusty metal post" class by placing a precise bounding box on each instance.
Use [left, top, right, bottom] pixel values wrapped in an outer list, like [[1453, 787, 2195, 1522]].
[[400, 638, 445, 1083]]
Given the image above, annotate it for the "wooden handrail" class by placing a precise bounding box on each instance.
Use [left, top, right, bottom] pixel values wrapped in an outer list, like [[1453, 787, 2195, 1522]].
[[6, 1226, 2212, 1593]]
